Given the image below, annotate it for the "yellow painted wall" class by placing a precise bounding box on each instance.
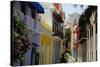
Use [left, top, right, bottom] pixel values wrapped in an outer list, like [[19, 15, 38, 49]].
[[39, 11, 53, 64], [40, 34, 52, 64], [41, 34, 51, 45]]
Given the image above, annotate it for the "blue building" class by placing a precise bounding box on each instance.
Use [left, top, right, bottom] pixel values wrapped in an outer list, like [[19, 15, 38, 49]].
[[11, 1, 44, 66]]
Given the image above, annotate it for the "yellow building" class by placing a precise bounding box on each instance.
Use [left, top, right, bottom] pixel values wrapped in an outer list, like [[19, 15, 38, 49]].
[[38, 3, 53, 64], [40, 34, 52, 64], [39, 19, 53, 64]]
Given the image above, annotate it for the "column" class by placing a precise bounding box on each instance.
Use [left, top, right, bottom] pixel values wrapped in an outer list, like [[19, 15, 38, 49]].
[[93, 23, 96, 61], [88, 29, 91, 62], [86, 30, 89, 62], [90, 27, 92, 61], [71, 27, 74, 57]]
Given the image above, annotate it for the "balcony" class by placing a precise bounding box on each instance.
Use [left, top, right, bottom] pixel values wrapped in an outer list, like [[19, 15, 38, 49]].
[[24, 15, 41, 33], [53, 12, 64, 23], [52, 30, 63, 39]]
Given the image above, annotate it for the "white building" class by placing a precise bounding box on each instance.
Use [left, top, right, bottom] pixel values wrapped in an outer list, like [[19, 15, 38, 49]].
[[79, 8, 97, 62], [68, 12, 80, 24], [86, 11, 97, 62]]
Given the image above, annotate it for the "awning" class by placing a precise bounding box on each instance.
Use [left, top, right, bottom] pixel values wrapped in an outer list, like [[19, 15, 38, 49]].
[[29, 2, 44, 13]]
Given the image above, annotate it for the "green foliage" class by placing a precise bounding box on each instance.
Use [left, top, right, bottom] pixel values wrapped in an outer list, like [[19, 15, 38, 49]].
[[12, 16, 30, 63], [79, 6, 97, 39], [64, 28, 71, 41]]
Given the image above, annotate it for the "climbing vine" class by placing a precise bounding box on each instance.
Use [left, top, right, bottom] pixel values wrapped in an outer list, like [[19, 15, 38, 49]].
[[12, 15, 30, 63]]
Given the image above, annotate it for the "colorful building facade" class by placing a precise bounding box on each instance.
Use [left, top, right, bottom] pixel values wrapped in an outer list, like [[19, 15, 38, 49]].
[[69, 13, 80, 61], [39, 4, 53, 64], [52, 3, 64, 63], [11, 1, 44, 65]]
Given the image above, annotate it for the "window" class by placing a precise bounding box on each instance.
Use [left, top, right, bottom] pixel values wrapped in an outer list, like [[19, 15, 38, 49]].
[[96, 50, 97, 61], [32, 10, 36, 19], [21, 2, 26, 15], [61, 23, 63, 33], [96, 23, 97, 33], [32, 11, 37, 29], [54, 22, 56, 33], [52, 19, 55, 32], [56, 23, 58, 33], [31, 47, 36, 65], [58, 23, 59, 32]]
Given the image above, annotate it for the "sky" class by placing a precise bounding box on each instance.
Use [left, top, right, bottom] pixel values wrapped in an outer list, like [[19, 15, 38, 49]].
[[61, 3, 88, 20], [39, 2, 88, 27]]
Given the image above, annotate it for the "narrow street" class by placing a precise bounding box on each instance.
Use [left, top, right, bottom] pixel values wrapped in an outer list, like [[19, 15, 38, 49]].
[[11, 1, 97, 66]]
